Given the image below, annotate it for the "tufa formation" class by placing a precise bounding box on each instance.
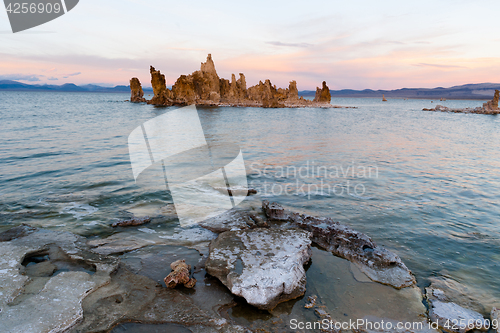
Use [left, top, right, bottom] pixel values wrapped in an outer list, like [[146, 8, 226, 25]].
[[130, 54, 332, 108], [483, 89, 499, 112], [129, 77, 146, 103], [423, 90, 500, 114]]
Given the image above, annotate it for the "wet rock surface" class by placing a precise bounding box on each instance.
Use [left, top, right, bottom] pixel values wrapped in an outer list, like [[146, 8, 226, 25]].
[[205, 228, 312, 310], [262, 200, 415, 289], [1, 204, 494, 333], [0, 227, 118, 333], [426, 277, 491, 315], [0, 225, 251, 333], [0, 223, 37, 241]]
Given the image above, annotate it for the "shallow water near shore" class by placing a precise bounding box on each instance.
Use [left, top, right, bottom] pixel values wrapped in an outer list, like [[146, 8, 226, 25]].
[[1, 91, 499, 323]]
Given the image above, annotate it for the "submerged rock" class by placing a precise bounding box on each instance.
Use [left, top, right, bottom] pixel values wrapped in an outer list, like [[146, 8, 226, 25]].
[[164, 259, 196, 288], [205, 228, 312, 310], [130, 77, 146, 103], [427, 277, 490, 315], [112, 216, 151, 228], [0, 223, 37, 241], [262, 201, 415, 289], [426, 287, 488, 333]]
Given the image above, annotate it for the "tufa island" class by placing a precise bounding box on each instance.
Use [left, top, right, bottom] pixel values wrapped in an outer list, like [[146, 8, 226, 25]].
[[129, 54, 337, 108], [423, 90, 500, 114]]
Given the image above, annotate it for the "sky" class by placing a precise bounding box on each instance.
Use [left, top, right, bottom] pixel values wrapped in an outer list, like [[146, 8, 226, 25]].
[[0, 0, 499, 90]]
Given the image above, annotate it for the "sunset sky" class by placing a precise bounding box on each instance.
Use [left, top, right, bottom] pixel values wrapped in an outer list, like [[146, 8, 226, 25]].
[[1, 0, 499, 90]]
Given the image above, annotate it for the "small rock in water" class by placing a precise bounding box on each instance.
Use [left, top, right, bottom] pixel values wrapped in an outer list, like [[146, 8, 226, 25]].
[[112, 216, 151, 227], [213, 186, 258, 196], [315, 307, 329, 318], [205, 228, 312, 310], [164, 259, 196, 289], [304, 295, 317, 309], [0, 223, 37, 241]]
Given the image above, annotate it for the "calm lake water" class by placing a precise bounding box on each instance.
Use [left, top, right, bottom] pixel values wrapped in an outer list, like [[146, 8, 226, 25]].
[[1, 91, 499, 308]]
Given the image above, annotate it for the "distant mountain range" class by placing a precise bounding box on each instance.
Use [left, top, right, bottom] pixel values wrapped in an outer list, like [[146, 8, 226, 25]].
[[301, 83, 500, 100], [0, 80, 154, 93], [0, 80, 498, 100]]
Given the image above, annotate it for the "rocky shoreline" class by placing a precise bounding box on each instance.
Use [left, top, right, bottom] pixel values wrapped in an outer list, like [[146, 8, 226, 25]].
[[129, 54, 355, 109], [423, 90, 499, 114], [0, 201, 498, 333]]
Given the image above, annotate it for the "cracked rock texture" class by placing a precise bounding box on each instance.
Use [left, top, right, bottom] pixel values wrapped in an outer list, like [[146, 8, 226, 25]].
[[205, 228, 312, 310], [0, 227, 118, 333], [262, 200, 415, 289]]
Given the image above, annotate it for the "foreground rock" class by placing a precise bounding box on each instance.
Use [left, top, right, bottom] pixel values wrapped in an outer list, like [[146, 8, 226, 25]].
[[133, 54, 345, 108], [130, 77, 146, 103], [423, 90, 500, 114], [0, 225, 249, 333], [0, 226, 118, 333], [262, 200, 415, 289], [426, 287, 488, 333], [164, 259, 196, 288], [205, 228, 312, 310]]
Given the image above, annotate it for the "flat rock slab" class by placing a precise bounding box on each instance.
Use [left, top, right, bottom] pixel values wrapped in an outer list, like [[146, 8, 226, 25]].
[[262, 200, 415, 289], [205, 228, 312, 310], [426, 287, 488, 333], [0, 227, 118, 333]]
